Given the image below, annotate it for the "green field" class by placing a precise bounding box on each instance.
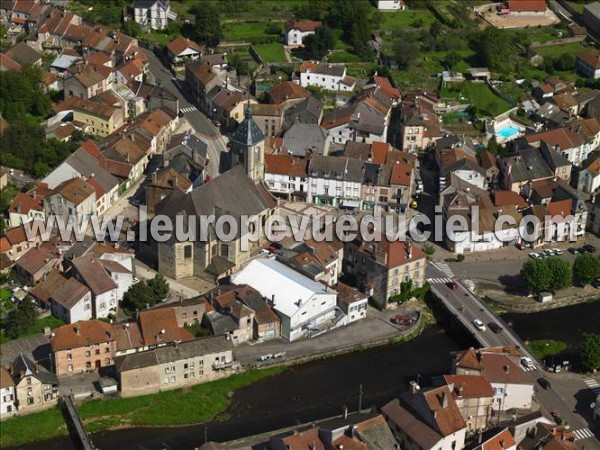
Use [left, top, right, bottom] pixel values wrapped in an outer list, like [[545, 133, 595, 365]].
[[380, 9, 437, 30], [253, 43, 287, 63], [443, 82, 512, 118], [534, 41, 588, 58], [223, 21, 271, 42], [0, 367, 285, 447]]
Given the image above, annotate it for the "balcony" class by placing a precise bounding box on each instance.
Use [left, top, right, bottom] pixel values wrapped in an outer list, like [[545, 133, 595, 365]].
[[212, 360, 235, 370]]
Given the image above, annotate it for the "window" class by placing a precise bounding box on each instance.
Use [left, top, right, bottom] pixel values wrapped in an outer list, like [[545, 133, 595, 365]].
[[184, 244, 192, 259], [104, 358, 110, 364], [184, 363, 189, 369], [27, 398, 34, 405], [67, 353, 72, 360], [84, 304, 90, 310], [67, 364, 73, 372], [85, 351, 91, 357], [105, 347, 110, 353], [86, 362, 92, 369], [220, 243, 229, 258], [95, 349, 100, 355]]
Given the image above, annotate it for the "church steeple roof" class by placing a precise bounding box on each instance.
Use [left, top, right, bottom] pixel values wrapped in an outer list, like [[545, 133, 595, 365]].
[[230, 105, 265, 147]]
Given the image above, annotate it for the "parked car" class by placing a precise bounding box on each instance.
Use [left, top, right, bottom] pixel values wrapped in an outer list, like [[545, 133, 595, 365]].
[[537, 378, 551, 390], [582, 244, 597, 253], [488, 322, 503, 334], [260, 248, 273, 256], [473, 319, 486, 331], [529, 252, 540, 259], [552, 248, 563, 255], [543, 249, 555, 256], [515, 242, 526, 250], [568, 247, 580, 255], [212, 119, 221, 128], [447, 281, 458, 290], [521, 357, 535, 370]]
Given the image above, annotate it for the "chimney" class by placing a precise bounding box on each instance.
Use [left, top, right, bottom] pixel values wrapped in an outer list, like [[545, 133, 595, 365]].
[[74, 326, 80, 336], [440, 391, 448, 408], [409, 380, 420, 394], [172, 176, 178, 189], [152, 171, 157, 184], [31, 190, 36, 199]]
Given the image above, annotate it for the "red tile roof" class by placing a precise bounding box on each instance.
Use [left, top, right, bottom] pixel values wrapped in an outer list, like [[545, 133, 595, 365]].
[[285, 19, 322, 33], [0, 53, 21, 71], [390, 161, 413, 186], [509, 0, 547, 12], [526, 127, 583, 150], [167, 36, 204, 56], [265, 154, 308, 177], [51, 320, 114, 352], [546, 199, 572, 217], [373, 75, 401, 100], [480, 428, 517, 450], [493, 190, 529, 209], [577, 50, 600, 70], [268, 81, 310, 105], [443, 374, 494, 399], [138, 307, 195, 346], [370, 141, 391, 164]]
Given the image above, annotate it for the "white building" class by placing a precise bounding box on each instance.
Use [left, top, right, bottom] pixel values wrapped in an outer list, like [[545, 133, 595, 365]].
[[132, 0, 176, 30], [264, 154, 309, 199], [285, 19, 321, 47], [231, 258, 338, 341], [307, 155, 364, 209], [50, 278, 93, 324], [578, 157, 600, 194], [43, 177, 97, 227], [376, 0, 406, 11], [0, 367, 16, 418], [299, 62, 356, 92]]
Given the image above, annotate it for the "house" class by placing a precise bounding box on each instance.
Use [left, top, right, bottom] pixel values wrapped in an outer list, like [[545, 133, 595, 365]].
[[299, 62, 356, 92], [373, 75, 401, 106], [264, 154, 309, 200], [508, 0, 548, 16], [343, 239, 426, 308], [145, 167, 192, 213], [250, 103, 284, 137], [525, 127, 587, 165], [5, 42, 42, 67], [51, 320, 117, 376], [473, 429, 517, 450], [285, 19, 321, 47], [540, 142, 572, 183], [376, 0, 406, 11], [64, 64, 112, 100], [50, 278, 93, 324], [578, 156, 600, 194], [282, 96, 323, 129], [222, 285, 281, 341], [498, 148, 555, 194], [132, 0, 176, 30], [210, 289, 256, 344], [283, 121, 329, 156], [43, 176, 97, 226], [146, 166, 275, 281], [185, 62, 221, 112], [452, 347, 535, 411], [480, 150, 499, 186], [7, 183, 48, 227], [114, 335, 234, 398], [382, 385, 467, 450], [276, 238, 344, 287], [583, 1, 600, 36], [0, 367, 16, 418], [361, 162, 393, 213], [0, 53, 21, 72], [322, 97, 390, 145], [267, 81, 310, 106], [1, 224, 44, 261], [231, 258, 338, 341], [167, 36, 203, 71], [441, 374, 494, 431], [336, 282, 368, 324], [10, 353, 58, 414], [400, 94, 441, 153], [210, 89, 257, 130], [115, 58, 146, 84], [389, 159, 415, 212], [69, 96, 124, 137], [71, 254, 133, 319], [577, 50, 600, 79], [569, 117, 600, 158], [15, 246, 61, 285], [307, 155, 364, 208]]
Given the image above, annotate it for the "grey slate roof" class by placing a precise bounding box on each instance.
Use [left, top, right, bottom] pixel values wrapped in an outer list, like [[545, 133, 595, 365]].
[[540, 141, 571, 170], [501, 148, 554, 183], [51, 277, 90, 310], [116, 335, 232, 372], [445, 158, 484, 176], [308, 155, 364, 183], [283, 122, 328, 156], [67, 148, 119, 193], [283, 96, 323, 129], [585, 1, 600, 19], [6, 42, 42, 66], [12, 353, 58, 386], [363, 163, 392, 186], [205, 311, 238, 335], [311, 62, 346, 77], [230, 107, 265, 147], [155, 165, 272, 221]]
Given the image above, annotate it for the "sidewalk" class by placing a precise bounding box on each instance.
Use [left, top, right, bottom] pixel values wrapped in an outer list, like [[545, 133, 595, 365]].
[[233, 302, 423, 366], [134, 260, 200, 299]]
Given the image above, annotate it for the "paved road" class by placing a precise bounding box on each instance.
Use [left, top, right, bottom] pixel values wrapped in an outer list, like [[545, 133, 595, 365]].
[[142, 48, 226, 179], [549, 0, 574, 23], [427, 262, 600, 447]]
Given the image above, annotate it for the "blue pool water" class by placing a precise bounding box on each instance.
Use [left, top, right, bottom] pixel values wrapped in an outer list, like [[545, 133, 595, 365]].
[[497, 125, 520, 139]]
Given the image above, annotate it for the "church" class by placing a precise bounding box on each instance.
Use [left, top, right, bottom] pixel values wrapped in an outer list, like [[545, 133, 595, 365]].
[[140, 107, 277, 282]]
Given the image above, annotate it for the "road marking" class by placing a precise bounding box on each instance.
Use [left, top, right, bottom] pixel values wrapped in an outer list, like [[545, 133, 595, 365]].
[[436, 262, 455, 278], [426, 277, 452, 284], [521, 365, 536, 372], [584, 378, 600, 394], [572, 428, 594, 441], [180, 106, 198, 113]]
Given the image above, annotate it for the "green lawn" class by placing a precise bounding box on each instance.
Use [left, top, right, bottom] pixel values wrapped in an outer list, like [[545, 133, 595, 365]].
[[0, 315, 65, 345], [534, 41, 588, 58], [253, 43, 287, 63], [329, 50, 363, 63], [223, 21, 271, 42], [566, 1, 586, 14], [528, 339, 568, 359], [1, 367, 285, 447], [443, 82, 512, 118], [0, 288, 10, 301], [380, 9, 437, 30], [142, 31, 176, 46]]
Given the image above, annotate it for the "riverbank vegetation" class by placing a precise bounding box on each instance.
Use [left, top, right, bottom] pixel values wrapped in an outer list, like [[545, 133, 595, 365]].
[[0, 367, 285, 448], [528, 339, 568, 359], [580, 333, 600, 371]]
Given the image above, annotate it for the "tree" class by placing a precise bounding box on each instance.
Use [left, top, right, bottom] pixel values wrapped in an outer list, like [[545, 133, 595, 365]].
[[580, 333, 600, 371], [444, 51, 461, 70], [545, 257, 572, 291], [122, 20, 142, 38], [393, 40, 420, 70], [147, 273, 170, 302], [4, 296, 37, 339], [470, 28, 513, 73], [303, 26, 336, 60], [573, 254, 600, 285], [122, 281, 156, 312], [520, 259, 552, 293], [191, 2, 222, 47]]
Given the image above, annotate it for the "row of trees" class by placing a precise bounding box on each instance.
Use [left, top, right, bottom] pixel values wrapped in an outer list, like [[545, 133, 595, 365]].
[[520, 254, 600, 294], [122, 273, 170, 312]]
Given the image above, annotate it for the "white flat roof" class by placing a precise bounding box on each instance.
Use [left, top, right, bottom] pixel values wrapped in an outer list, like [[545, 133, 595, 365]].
[[231, 258, 333, 318]]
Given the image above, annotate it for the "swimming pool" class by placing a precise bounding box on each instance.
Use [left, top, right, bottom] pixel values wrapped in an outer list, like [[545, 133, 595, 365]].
[[497, 125, 520, 139]]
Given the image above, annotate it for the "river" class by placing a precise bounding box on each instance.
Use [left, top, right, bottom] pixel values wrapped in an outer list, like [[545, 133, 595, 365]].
[[18, 325, 475, 450]]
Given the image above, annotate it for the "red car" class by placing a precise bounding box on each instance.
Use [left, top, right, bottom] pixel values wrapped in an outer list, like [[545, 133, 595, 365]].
[[447, 281, 458, 290], [515, 242, 526, 250], [391, 315, 413, 326]]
